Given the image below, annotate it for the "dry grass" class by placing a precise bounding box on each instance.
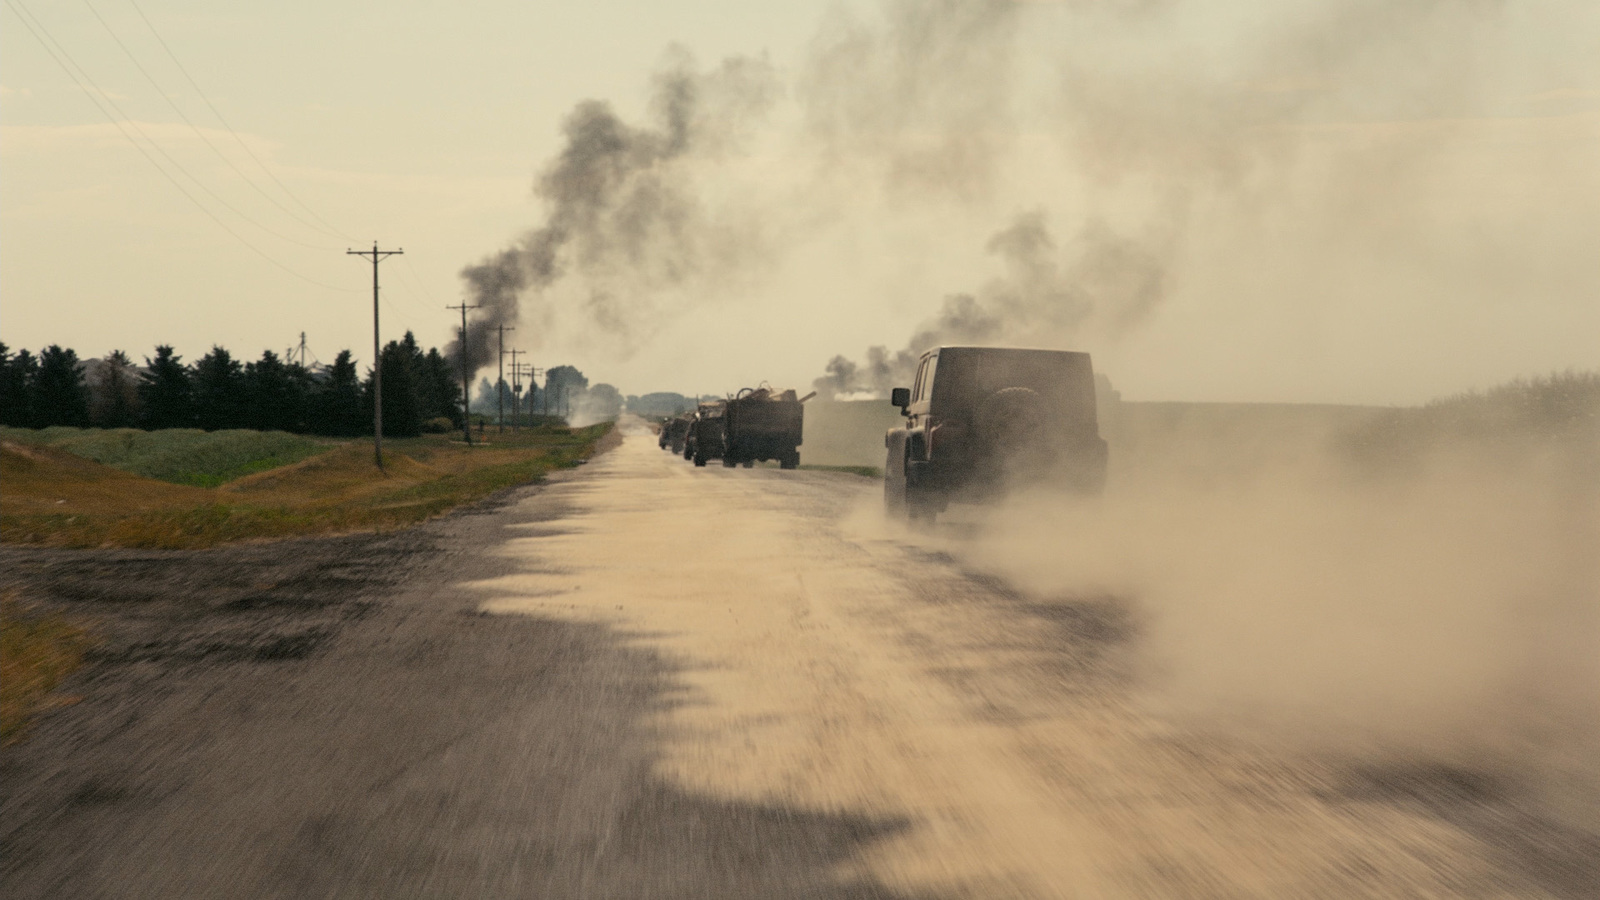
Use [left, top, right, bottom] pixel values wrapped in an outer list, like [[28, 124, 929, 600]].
[[1, 593, 92, 746], [1, 423, 611, 549]]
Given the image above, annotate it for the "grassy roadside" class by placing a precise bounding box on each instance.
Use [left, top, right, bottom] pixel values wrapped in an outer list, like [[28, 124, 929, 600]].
[[1, 423, 612, 550], [0, 427, 334, 487], [1, 594, 92, 746]]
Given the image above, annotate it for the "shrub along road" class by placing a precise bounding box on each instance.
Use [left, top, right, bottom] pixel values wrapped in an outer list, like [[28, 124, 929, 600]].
[[2, 419, 1595, 898]]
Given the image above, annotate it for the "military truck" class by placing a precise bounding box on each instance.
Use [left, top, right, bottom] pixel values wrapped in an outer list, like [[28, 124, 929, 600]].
[[684, 401, 728, 467], [721, 386, 811, 469], [884, 347, 1107, 521], [659, 416, 691, 455]]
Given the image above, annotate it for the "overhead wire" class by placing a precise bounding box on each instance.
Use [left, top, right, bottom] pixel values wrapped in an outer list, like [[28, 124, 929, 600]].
[[394, 254, 452, 319], [124, 0, 358, 243], [4, 0, 357, 293], [20, 2, 290, 246], [81, 0, 344, 251]]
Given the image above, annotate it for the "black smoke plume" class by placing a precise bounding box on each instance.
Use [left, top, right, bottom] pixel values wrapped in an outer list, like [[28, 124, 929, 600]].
[[452, 49, 778, 381], [814, 211, 1167, 398]]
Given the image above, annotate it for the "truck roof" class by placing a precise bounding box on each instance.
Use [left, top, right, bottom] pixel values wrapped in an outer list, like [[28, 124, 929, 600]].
[[926, 346, 1097, 425]]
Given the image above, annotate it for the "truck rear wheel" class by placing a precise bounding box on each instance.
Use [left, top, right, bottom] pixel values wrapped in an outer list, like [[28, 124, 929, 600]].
[[779, 451, 799, 470]]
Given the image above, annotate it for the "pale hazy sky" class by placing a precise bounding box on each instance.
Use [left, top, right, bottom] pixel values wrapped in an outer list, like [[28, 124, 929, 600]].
[[3, 0, 1597, 403]]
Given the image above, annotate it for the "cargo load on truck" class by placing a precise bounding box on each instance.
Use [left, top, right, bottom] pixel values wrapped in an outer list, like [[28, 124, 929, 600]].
[[722, 386, 813, 469]]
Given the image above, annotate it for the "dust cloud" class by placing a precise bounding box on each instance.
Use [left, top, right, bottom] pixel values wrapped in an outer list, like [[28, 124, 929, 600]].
[[948, 398, 1600, 830], [808, 0, 1573, 398]]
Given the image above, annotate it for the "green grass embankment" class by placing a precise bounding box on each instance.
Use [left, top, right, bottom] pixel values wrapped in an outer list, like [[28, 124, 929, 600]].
[[0, 427, 332, 487], [1, 423, 612, 549]]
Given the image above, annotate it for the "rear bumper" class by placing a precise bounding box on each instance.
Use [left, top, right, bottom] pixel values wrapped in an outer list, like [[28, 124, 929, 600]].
[[913, 435, 1108, 499]]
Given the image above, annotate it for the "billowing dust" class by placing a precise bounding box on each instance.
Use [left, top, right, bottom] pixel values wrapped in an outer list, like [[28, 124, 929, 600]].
[[955, 406, 1600, 832], [471, 419, 1596, 897]]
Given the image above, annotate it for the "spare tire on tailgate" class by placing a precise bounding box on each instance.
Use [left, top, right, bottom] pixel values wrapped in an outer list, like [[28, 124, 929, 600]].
[[975, 386, 1047, 462]]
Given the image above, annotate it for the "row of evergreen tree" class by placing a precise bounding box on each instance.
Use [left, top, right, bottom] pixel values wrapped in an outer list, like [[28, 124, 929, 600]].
[[0, 333, 464, 438]]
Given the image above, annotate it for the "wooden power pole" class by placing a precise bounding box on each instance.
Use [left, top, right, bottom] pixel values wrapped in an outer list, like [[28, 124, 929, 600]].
[[505, 348, 525, 431], [446, 301, 481, 444], [496, 324, 514, 432], [347, 242, 402, 470]]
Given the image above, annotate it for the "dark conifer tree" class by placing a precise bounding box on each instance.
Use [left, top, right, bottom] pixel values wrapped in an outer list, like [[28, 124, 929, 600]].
[[0, 343, 38, 427], [309, 350, 365, 436], [285, 358, 317, 430], [191, 346, 247, 431], [363, 340, 422, 437], [139, 345, 193, 429], [419, 347, 463, 426], [90, 350, 141, 428], [243, 350, 301, 432], [31, 345, 90, 427]]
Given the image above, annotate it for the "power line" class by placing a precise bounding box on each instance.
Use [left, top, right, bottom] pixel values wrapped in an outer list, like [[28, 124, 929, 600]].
[[4, 0, 355, 293], [124, 0, 356, 242], [388, 255, 445, 319], [397, 255, 445, 312], [25, 2, 303, 247], [82, 0, 343, 250]]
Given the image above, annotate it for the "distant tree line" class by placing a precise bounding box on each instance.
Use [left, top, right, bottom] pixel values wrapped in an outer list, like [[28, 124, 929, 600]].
[[468, 364, 627, 425], [0, 333, 464, 438]]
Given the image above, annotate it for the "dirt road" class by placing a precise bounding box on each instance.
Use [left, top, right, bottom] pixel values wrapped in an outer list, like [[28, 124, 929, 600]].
[[4, 420, 1594, 898]]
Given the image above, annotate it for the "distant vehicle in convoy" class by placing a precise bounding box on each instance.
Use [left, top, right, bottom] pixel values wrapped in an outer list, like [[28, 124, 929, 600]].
[[884, 346, 1107, 522], [684, 402, 727, 467], [659, 416, 691, 455], [721, 387, 813, 469]]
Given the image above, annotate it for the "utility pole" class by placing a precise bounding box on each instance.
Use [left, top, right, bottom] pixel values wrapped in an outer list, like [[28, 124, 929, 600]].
[[496, 325, 514, 432], [446, 301, 481, 444], [505, 348, 525, 431], [348, 242, 402, 470]]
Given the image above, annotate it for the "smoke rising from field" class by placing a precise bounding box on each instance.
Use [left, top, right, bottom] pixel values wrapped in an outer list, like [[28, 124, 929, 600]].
[[451, 49, 780, 379]]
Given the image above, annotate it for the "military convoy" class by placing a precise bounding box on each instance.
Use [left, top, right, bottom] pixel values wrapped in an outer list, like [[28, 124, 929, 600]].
[[655, 347, 1107, 520], [661, 385, 812, 470]]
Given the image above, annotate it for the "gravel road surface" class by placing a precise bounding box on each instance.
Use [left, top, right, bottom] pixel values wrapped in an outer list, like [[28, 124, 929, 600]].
[[3, 420, 1595, 898]]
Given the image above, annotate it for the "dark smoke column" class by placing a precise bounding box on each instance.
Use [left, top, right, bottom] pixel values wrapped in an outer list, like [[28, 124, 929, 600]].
[[453, 51, 780, 368], [453, 248, 528, 419]]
